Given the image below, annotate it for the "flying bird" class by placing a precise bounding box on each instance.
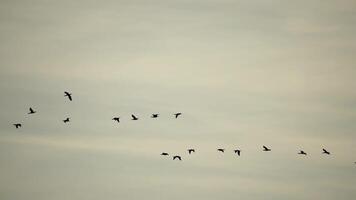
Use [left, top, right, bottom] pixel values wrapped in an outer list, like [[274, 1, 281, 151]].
[[28, 107, 36, 114], [13, 123, 22, 129], [161, 152, 169, 156], [173, 156, 182, 160], [64, 91, 72, 101], [263, 146, 271, 151], [112, 117, 120, 123], [131, 114, 139, 120], [187, 149, 195, 154], [151, 114, 159, 118], [63, 118, 70, 123], [217, 148, 225, 153], [234, 149, 241, 156], [174, 113, 182, 118], [298, 150, 307, 155], [322, 149, 330, 155]]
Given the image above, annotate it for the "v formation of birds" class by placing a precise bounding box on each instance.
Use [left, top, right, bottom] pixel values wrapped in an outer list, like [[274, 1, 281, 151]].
[[11, 91, 354, 165]]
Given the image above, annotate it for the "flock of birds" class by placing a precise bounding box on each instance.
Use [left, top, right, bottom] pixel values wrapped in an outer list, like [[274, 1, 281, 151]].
[[11, 91, 355, 165]]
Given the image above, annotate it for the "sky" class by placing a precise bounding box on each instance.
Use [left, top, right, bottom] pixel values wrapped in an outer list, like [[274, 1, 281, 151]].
[[0, 0, 356, 199]]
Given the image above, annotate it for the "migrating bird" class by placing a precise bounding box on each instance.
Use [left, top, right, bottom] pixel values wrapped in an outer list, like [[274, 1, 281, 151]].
[[131, 114, 139, 120], [187, 149, 195, 154], [298, 150, 307, 155], [112, 117, 120, 123], [28, 107, 36, 114], [234, 149, 241, 156], [174, 113, 182, 118], [217, 148, 225, 153], [173, 156, 182, 161], [13, 123, 22, 129], [161, 152, 169, 156], [64, 91, 72, 101], [151, 114, 159, 118], [263, 146, 271, 151], [322, 149, 330, 155], [63, 118, 70, 123]]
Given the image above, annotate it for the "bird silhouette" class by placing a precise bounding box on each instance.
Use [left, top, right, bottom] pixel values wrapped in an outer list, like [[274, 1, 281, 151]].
[[173, 156, 182, 160], [63, 118, 70, 123], [187, 149, 195, 154], [161, 152, 169, 156], [174, 113, 182, 118], [217, 148, 225, 153], [263, 146, 271, 151], [131, 114, 139, 120], [64, 91, 72, 101], [322, 149, 330, 155], [112, 117, 120, 123], [234, 149, 241, 156], [28, 107, 36, 114], [151, 114, 159, 118], [298, 150, 307, 155], [13, 123, 22, 129]]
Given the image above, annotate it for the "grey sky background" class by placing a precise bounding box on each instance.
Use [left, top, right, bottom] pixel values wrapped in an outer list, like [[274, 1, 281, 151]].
[[0, 0, 356, 199]]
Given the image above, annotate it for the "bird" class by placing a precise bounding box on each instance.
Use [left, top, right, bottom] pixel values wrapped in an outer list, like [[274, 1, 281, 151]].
[[187, 149, 195, 154], [234, 149, 241, 156], [63, 118, 70, 123], [173, 156, 182, 160], [151, 114, 159, 118], [161, 152, 169, 156], [263, 146, 271, 151], [64, 91, 72, 101], [112, 117, 120, 123], [322, 149, 330, 155], [174, 113, 182, 118], [28, 107, 36, 114], [217, 148, 225, 153], [131, 114, 139, 120], [13, 123, 22, 129], [298, 150, 307, 155]]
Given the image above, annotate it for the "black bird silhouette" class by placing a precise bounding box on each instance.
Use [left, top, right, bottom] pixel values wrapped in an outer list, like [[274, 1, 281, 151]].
[[13, 123, 22, 129], [234, 149, 241, 156], [298, 150, 307, 155], [131, 114, 138, 120], [217, 148, 225, 153], [28, 107, 36, 114], [263, 146, 271, 151], [174, 113, 182, 118], [187, 149, 195, 154], [151, 114, 159, 118], [322, 149, 330, 155], [173, 156, 182, 160], [63, 118, 70, 123], [112, 117, 120, 123], [161, 152, 169, 156], [64, 91, 72, 101]]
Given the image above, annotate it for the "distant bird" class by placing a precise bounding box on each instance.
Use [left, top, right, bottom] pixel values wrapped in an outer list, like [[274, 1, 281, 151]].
[[151, 114, 159, 118], [217, 148, 225, 153], [64, 91, 72, 101], [112, 117, 120, 123], [173, 156, 182, 160], [187, 149, 195, 154], [322, 149, 330, 155], [13, 123, 22, 129], [131, 114, 139, 120], [263, 146, 271, 151], [298, 150, 307, 155], [63, 118, 70, 123], [234, 149, 241, 156], [174, 113, 182, 118], [28, 107, 36, 114], [161, 152, 169, 156]]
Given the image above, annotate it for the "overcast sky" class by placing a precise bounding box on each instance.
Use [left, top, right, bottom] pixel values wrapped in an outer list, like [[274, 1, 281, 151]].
[[1, 0, 356, 199]]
